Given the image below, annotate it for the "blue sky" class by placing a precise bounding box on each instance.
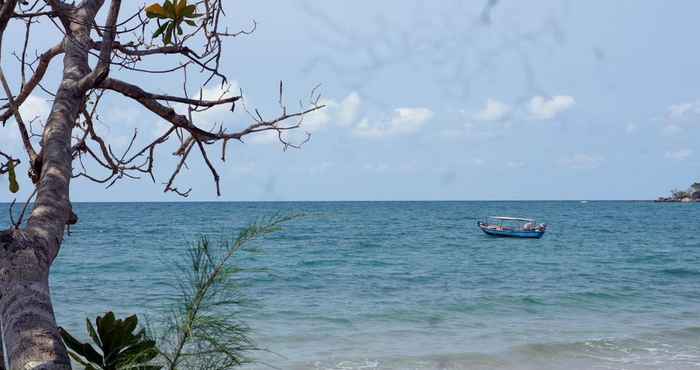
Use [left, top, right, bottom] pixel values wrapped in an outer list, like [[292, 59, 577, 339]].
[[1, 0, 700, 201]]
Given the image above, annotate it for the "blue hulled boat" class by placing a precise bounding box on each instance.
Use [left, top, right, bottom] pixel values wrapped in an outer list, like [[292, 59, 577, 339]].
[[477, 216, 546, 239]]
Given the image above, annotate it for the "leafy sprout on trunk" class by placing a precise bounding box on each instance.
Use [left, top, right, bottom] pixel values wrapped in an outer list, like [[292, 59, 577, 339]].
[[6, 157, 18, 193]]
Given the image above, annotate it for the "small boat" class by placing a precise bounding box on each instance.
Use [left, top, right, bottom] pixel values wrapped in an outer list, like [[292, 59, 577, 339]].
[[477, 216, 546, 239]]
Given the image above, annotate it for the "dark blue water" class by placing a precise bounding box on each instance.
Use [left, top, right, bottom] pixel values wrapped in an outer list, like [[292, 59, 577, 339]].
[[3, 201, 700, 369]]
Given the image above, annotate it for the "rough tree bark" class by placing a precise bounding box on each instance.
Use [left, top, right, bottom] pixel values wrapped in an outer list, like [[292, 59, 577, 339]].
[[0, 1, 108, 369]]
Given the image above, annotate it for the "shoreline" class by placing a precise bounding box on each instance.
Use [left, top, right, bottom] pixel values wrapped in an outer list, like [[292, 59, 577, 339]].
[[246, 325, 700, 370], [654, 198, 700, 203]]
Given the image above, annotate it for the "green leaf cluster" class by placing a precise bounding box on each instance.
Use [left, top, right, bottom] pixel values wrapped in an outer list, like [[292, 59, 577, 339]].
[[59, 312, 161, 370], [146, 0, 201, 45]]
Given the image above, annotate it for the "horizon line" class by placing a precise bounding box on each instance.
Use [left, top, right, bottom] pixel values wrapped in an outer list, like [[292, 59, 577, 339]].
[[0, 199, 665, 204]]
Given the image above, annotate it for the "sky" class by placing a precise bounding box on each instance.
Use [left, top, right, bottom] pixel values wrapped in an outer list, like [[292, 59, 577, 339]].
[[1, 0, 700, 201]]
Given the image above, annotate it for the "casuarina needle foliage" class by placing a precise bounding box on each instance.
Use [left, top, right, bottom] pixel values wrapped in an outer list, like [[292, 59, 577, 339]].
[[155, 214, 301, 370], [60, 215, 299, 369]]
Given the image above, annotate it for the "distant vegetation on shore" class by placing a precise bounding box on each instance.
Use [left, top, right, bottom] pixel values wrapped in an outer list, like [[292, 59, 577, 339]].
[[656, 182, 700, 202]]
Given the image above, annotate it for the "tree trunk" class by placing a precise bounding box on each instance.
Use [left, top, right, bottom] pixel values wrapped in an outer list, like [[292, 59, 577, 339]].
[[0, 1, 105, 369], [0, 230, 70, 370]]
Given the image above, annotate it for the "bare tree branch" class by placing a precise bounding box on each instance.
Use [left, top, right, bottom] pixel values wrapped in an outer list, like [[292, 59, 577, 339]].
[[0, 44, 63, 123], [0, 66, 37, 163]]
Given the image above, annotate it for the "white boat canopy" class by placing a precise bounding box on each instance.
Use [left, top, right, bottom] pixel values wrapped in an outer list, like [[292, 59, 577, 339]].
[[489, 216, 535, 222]]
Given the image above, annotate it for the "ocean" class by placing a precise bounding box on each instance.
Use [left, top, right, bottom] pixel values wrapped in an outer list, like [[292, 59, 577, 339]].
[[2, 201, 700, 369]]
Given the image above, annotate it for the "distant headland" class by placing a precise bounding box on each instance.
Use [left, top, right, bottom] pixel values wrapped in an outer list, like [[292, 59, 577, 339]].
[[655, 182, 700, 202]]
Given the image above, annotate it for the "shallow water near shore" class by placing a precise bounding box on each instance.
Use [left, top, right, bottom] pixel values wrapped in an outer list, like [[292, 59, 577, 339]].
[[2, 201, 699, 369]]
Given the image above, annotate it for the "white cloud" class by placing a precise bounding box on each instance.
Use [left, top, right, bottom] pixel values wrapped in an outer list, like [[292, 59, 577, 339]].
[[559, 154, 604, 169], [19, 95, 50, 121], [1, 95, 50, 147], [185, 84, 358, 138], [188, 81, 241, 123], [625, 123, 638, 134], [353, 118, 375, 136], [528, 95, 575, 120], [178, 88, 361, 142], [301, 103, 332, 132], [662, 124, 682, 136], [198, 82, 241, 103], [665, 149, 692, 161], [473, 99, 511, 122], [507, 161, 525, 168], [663, 99, 700, 134], [247, 130, 277, 145], [363, 162, 390, 173], [353, 107, 433, 138], [336, 92, 361, 126], [668, 101, 698, 119], [300, 92, 362, 132]]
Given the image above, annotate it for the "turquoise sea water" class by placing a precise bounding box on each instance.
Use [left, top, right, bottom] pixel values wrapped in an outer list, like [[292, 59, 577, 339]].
[[2, 201, 700, 369]]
